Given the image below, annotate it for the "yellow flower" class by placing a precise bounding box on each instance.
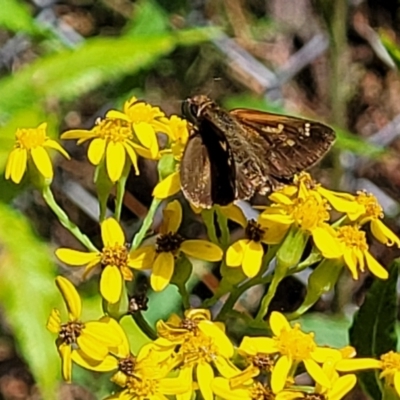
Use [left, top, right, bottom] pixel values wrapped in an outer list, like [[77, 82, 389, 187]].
[[159, 115, 189, 161], [155, 309, 235, 400], [336, 224, 388, 280], [282, 172, 363, 215], [224, 205, 287, 278], [105, 362, 192, 400], [129, 201, 223, 291], [152, 118, 190, 201], [46, 276, 119, 382], [213, 377, 275, 400], [240, 312, 342, 393], [73, 318, 172, 386], [56, 218, 137, 304], [107, 96, 166, 159], [337, 351, 400, 397], [275, 345, 358, 400], [348, 191, 400, 247], [261, 190, 342, 259], [61, 111, 154, 182], [5, 123, 70, 184]]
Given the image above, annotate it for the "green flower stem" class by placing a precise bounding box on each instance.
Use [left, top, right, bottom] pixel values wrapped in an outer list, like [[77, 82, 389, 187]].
[[216, 207, 229, 249], [255, 258, 288, 322], [201, 209, 219, 245], [115, 162, 130, 221], [217, 274, 273, 320], [42, 185, 98, 252], [131, 198, 161, 250], [132, 312, 157, 340]]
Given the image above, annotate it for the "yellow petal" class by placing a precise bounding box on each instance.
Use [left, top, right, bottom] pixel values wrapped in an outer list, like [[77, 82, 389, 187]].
[[100, 265, 123, 304], [56, 276, 81, 320], [129, 246, 156, 269], [271, 355, 291, 393], [123, 142, 139, 174], [55, 248, 100, 265], [134, 122, 159, 158], [218, 204, 247, 227], [180, 240, 223, 262], [101, 218, 125, 246], [46, 308, 61, 333], [162, 200, 182, 234], [44, 139, 70, 159], [198, 321, 234, 358], [335, 358, 382, 372], [7, 148, 27, 184], [88, 138, 106, 165], [239, 336, 278, 355], [84, 321, 123, 347], [312, 227, 342, 259], [61, 129, 96, 140], [196, 362, 214, 400], [304, 358, 331, 388], [242, 241, 263, 278], [226, 240, 247, 267], [269, 311, 291, 336], [106, 141, 125, 182], [59, 343, 72, 382], [364, 251, 388, 279], [212, 377, 251, 400], [394, 371, 400, 398], [151, 252, 174, 291], [329, 374, 357, 400], [343, 248, 358, 280], [31, 146, 53, 179], [72, 351, 118, 372], [77, 333, 108, 361], [153, 171, 181, 199], [371, 219, 400, 247], [100, 316, 130, 357]]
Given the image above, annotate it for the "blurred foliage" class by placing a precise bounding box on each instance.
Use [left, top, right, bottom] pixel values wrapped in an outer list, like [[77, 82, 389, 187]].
[[1, 0, 400, 398]]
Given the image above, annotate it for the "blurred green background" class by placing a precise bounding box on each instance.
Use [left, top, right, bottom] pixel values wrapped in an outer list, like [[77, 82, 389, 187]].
[[1, 0, 400, 399]]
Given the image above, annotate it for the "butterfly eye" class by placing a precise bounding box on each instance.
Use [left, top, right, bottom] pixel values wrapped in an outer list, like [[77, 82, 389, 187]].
[[182, 99, 199, 125]]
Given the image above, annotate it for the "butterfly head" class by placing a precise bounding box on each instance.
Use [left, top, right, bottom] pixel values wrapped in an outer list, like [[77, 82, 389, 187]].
[[182, 95, 214, 125]]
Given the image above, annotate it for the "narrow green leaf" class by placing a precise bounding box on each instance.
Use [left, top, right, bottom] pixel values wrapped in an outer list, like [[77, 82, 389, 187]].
[[349, 260, 400, 400], [0, 29, 216, 118], [125, 0, 169, 37], [0, 0, 39, 34], [0, 203, 61, 398]]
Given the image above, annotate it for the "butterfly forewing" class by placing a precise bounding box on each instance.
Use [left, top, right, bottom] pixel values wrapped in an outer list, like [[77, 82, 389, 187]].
[[230, 109, 336, 179], [180, 123, 236, 208]]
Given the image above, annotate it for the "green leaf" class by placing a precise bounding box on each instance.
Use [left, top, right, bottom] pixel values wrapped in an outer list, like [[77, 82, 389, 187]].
[[349, 260, 400, 400], [0, 29, 216, 118], [299, 312, 351, 348], [0, 203, 60, 399], [335, 128, 385, 158], [125, 0, 169, 37], [0, 0, 39, 34]]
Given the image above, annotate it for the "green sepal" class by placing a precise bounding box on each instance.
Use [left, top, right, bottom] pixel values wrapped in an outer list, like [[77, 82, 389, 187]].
[[276, 225, 309, 270], [94, 160, 113, 222], [288, 258, 343, 319], [170, 255, 193, 309]]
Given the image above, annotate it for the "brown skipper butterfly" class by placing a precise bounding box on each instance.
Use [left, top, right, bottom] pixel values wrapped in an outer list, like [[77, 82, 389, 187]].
[[180, 95, 335, 208]]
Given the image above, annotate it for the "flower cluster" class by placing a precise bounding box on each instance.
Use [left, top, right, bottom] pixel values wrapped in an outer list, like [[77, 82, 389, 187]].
[[6, 95, 400, 400]]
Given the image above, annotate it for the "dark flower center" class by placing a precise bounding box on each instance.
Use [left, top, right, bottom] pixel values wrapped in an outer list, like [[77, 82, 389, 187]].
[[252, 353, 274, 371], [180, 318, 198, 332], [245, 220, 265, 242], [101, 244, 128, 267], [155, 232, 184, 253], [118, 355, 136, 376], [59, 321, 84, 345]]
